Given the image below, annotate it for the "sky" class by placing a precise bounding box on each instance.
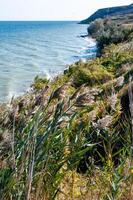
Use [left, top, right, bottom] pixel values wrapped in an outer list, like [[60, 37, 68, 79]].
[[0, 0, 133, 21]]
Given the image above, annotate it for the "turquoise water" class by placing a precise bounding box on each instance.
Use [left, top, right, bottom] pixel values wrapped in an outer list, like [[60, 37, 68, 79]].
[[0, 21, 96, 102]]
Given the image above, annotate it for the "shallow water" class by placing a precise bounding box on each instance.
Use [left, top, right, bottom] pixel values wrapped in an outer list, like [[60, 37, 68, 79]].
[[0, 21, 96, 102]]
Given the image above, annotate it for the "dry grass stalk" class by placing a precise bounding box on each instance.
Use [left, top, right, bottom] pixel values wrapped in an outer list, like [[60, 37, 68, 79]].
[[128, 76, 133, 199]]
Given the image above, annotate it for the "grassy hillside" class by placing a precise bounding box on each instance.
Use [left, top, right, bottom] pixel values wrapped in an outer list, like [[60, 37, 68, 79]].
[[80, 3, 133, 24], [0, 19, 133, 199]]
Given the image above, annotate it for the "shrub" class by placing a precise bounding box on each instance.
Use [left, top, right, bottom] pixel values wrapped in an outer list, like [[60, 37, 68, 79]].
[[87, 19, 104, 37], [88, 19, 133, 52], [73, 67, 112, 87], [32, 76, 49, 90], [101, 44, 133, 73]]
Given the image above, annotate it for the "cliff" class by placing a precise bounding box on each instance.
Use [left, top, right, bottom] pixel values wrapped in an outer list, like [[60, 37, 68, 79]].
[[80, 3, 133, 24], [0, 17, 133, 200]]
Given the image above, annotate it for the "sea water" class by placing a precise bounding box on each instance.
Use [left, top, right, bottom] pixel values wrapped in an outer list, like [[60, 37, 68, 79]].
[[0, 21, 96, 102]]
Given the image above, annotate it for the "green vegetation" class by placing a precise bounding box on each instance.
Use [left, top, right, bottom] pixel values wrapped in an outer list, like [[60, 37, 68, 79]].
[[80, 3, 133, 24], [32, 75, 49, 90], [0, 18, 133, 199], [88, 19, 133, 54], [65, 60, 113, 87]]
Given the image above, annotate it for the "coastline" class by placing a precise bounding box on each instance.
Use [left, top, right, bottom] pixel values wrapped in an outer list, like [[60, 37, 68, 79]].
[[0, 21, 91, 103], [0, 36, 97, 104], [0, 17, 133, 199]]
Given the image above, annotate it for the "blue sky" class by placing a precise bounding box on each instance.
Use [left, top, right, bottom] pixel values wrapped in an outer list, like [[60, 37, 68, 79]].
[[0, 0, 133, 20]]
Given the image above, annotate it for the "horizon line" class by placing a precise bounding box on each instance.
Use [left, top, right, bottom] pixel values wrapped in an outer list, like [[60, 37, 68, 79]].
[[0, 19, 82, 22]]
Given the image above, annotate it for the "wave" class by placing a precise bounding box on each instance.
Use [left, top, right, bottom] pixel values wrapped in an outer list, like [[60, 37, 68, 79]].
[[0, 21, 97, 102]]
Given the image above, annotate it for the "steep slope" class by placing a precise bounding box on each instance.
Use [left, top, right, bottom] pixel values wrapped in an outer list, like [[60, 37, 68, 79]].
[[80, 3, 133, 24], [0, 18, 133, 199]]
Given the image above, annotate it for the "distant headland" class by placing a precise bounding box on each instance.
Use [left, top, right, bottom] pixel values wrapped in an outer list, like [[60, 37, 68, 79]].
[[80, 3, 133, 24]]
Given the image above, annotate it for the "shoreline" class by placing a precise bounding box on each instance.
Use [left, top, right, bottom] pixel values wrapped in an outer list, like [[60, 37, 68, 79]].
[[0, 21, 91, 104], [0, 35, 97, 105], [0, 17, 133, 199]]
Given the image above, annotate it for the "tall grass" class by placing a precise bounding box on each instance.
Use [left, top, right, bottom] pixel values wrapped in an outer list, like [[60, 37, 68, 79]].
[[0, 19, 133, 200], [0, 95, 96, 199]]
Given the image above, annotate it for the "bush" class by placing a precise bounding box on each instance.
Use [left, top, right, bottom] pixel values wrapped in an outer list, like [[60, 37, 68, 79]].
[[87, 19, 104, 37], [32, 76, 49, 90], [88, 19, 133, 52], [101, 44, 133, 73], [97, 27, 131, 51], [65, 62, 113, 87]]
